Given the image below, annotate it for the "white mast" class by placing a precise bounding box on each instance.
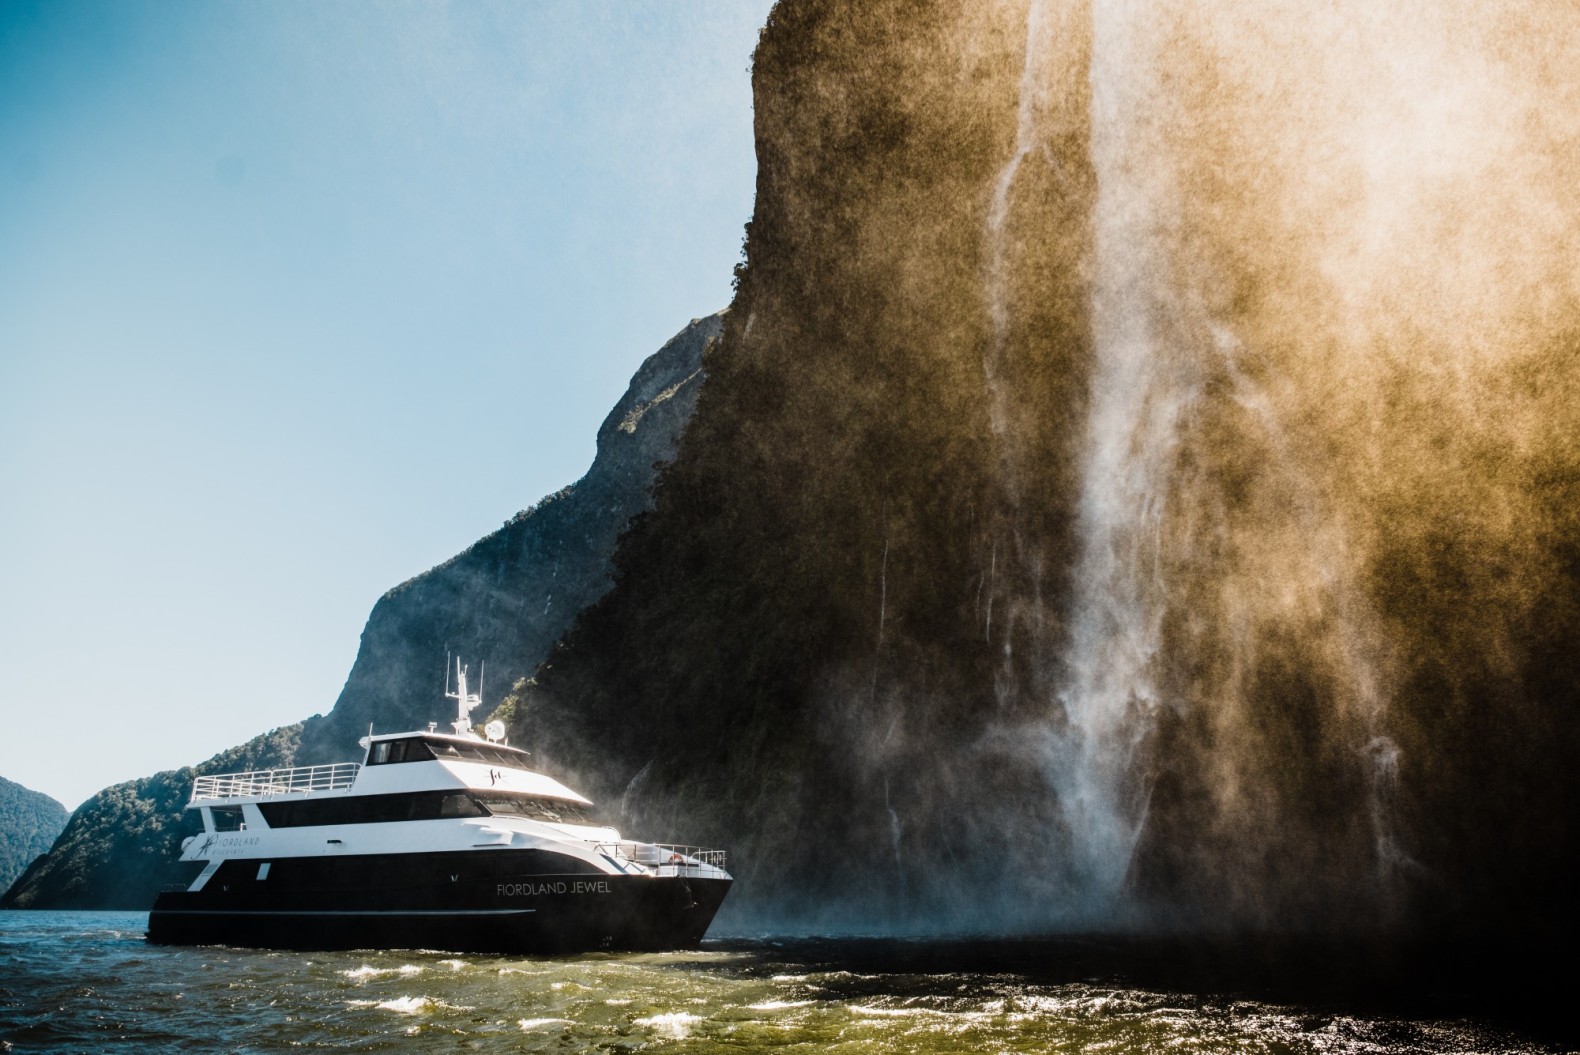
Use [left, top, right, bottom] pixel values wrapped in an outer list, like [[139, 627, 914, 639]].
[[446, 656, 483, 736]]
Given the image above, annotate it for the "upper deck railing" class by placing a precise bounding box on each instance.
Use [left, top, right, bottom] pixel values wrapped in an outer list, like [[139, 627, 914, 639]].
[[599, 842, 728, 873], [191, 762, 361, 802]]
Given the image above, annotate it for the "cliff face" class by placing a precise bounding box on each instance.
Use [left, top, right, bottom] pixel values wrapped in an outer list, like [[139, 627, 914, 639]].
[[517, 0, 1091, 930], [516, 0, 1580, 945], [294, 313, 720, 764], [4, 315, 717, 909], [0, 777, 68, 895]]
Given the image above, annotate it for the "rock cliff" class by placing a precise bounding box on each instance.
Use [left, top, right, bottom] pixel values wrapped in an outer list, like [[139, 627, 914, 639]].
[[512, 0, 1580, 949], [293, 312, 720, 764]]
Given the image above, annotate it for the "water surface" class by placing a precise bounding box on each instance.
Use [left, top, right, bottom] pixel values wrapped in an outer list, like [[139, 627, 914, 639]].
[[0, 911, 1565, 1052]]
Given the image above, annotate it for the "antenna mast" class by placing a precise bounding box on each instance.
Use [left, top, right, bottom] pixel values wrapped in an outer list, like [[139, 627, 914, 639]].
[[445, 655, 483, 736]]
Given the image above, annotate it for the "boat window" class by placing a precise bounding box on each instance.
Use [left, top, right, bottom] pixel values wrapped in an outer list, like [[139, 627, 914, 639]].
[[470, 792, 594, 825], [421, 737, 531, 768], [366, 737, 436, 766], [211, 806, 246, 832], [258, 791, 486, 827]]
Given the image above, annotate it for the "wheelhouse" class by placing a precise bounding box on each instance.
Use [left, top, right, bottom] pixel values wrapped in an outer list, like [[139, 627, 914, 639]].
[[364, 733, 533, 769]]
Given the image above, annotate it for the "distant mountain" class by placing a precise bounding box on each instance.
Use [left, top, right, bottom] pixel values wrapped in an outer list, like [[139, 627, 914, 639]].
[[3, 314, 719, 909], [2, 727, 301, 909], [0, 777, 69, 894]]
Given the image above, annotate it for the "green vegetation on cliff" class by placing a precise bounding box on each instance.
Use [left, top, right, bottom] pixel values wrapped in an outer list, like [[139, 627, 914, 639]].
[[514, 0, 1091, 929], [0, 777, 68, 895]]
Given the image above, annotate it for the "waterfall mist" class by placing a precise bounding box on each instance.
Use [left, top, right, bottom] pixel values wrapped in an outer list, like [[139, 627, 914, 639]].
[[989, 0, 1580, 931], [523, 0, 1580, 942]]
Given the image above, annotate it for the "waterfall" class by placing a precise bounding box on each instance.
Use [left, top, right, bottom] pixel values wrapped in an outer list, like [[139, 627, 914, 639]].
[[983, 0, 1050, 448], [979, 0, 1426, 921], [980, 0, 1182, 912], [980, 0, 1058, 747], [1043, 0, 1197, 906]]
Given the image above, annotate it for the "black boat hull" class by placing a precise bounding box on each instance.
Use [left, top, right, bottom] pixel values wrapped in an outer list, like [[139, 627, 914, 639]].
[[146, 848, 731, 953]]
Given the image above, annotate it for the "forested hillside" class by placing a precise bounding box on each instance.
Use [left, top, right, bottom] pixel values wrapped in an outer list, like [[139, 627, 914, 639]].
[[0, 777, 68, 895], [2, 727, 299, 909]]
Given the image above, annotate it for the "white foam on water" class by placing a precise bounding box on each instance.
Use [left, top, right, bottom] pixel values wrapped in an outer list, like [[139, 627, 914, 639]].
[[634, 1011, 702, 1039], [345, 995, 472, 1014], [517, 1017, 573, 1031], [849, 1004, 986, 1020], [339, 964, 423, 981]]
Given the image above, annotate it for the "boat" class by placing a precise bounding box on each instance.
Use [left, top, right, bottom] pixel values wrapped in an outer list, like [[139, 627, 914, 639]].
[[146, 659, 732, 953]]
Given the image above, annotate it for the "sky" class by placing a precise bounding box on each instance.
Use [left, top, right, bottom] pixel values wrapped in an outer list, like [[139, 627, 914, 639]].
[[0, 0, 775, 810]]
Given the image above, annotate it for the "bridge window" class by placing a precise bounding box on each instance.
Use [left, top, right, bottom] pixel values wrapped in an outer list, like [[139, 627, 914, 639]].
[[366, 738, 436, 765], [258, 791, 486, 827], [471, 793, 593, 825], [422, 737, 531, 768], [211, 806, 246, 831]]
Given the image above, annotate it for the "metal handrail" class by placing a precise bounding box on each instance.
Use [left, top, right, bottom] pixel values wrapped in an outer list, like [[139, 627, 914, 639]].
[[190, 762, 361, 802], [598, 841, 728, 872]]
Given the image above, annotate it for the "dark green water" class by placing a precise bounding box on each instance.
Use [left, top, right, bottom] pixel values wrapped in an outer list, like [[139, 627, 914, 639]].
[[0, 911, 1567, 1053]]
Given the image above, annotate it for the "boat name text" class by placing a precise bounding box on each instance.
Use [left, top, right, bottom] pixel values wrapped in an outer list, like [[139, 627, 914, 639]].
[[497, 880, 612, 897]]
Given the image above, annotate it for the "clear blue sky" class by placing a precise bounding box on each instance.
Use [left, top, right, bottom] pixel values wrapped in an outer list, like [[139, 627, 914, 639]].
[[0, 0, 773, 810]]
